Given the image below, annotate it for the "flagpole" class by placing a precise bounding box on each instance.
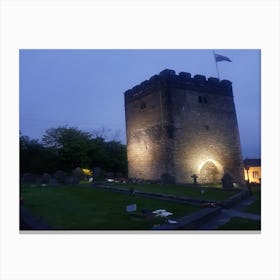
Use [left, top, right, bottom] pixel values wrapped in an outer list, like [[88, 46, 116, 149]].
[[213, 50, 220, 80]]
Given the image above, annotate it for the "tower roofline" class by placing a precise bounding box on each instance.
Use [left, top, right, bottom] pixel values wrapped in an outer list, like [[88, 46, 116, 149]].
[[124, 69, 233, 104]]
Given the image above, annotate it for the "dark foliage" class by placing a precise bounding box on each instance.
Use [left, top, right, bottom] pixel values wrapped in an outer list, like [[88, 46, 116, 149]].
[[20, 135, 59, 174], [20, 126, 128, 177]]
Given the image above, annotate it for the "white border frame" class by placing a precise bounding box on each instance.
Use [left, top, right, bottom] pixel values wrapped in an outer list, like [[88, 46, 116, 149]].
[[1, 1, 279, 279]]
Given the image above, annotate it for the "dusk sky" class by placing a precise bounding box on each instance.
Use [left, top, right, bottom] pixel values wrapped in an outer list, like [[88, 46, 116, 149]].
[[20, 49, 260, 158]]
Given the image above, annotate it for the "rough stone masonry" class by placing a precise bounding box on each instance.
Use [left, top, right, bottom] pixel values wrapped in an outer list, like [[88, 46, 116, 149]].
[[124, 69, 245, 185]]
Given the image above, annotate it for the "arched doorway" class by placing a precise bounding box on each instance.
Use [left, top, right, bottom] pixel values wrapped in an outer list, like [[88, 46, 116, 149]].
[[200, 160, 219, 183]]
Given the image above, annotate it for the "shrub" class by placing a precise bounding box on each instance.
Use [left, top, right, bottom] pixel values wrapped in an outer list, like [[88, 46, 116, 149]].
[[82, 168, 92, 177]]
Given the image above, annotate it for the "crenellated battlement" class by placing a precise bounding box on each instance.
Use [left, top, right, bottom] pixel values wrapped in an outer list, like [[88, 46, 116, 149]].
[[124, 69, 232, 103]]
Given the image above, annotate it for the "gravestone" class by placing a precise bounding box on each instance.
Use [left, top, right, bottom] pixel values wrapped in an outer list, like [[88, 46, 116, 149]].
[[40, 173, 51, 184], [49, 178, 58, 187], [93, 167, 101, 177], [126, 204, 137, 212], [54, 170, 67, 184], [191, 174, 198, 185], [21, 173, 37, 184], [221, 173, 234, 189], [72, 167, 84, 181], [65, 176, 80, 185]]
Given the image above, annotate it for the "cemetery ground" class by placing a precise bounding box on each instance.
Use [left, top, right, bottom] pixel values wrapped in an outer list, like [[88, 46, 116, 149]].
[[20, 184, 200, 230], [217, 184, 261, 230], [20, 183, 261, 231]]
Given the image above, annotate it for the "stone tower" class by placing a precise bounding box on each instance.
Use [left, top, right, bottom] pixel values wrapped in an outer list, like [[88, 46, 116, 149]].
[[124, 69, 245, 185]]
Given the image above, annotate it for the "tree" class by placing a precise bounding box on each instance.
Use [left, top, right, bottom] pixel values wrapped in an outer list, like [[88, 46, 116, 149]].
[[91, 127, 123, 142], [87, 137, 107, 168], [20, 135, 58, 174], [20, 126, 128, 177], [103, 140, 127, 176], [42, 126, 92, 171], [87, 137, 127, 176]]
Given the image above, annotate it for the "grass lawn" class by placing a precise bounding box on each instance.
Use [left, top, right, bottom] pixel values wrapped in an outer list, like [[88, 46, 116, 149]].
[[244, 185, 261, 215], [111, 183, 241, 202], [218, 217, 261, 230], [20, 185, 200, 230]]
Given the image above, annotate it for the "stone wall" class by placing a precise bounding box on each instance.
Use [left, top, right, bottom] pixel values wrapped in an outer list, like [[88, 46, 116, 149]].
[[169, 87, 244, 184], [125, 86, 165, 180]]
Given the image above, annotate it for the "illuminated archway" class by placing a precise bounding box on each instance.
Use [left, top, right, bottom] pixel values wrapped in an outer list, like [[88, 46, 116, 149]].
[[199, 160, 223, 184]]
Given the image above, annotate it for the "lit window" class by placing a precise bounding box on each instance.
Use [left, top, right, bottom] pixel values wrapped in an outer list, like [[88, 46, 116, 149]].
[[252, 171, 259, 178]]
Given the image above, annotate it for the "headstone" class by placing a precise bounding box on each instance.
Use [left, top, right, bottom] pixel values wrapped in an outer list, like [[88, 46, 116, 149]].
[[21, 173, 37, 184], [64, 176, 73, 185], [49, 178, 58, 187], [126, 204, 137, 212], [65, 176, 80, 185], [54, 170, 67, 184], [221, 173, 234, 189], [72, 167, 83, 181], [40, 173, 51, 184], [191, 174, 198, 185], [93, 167, 101, 175]]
